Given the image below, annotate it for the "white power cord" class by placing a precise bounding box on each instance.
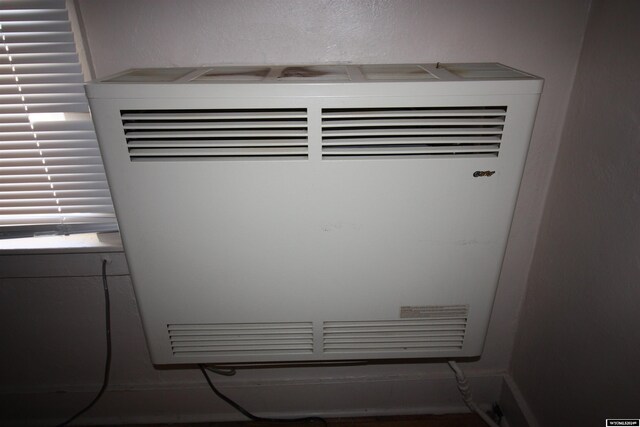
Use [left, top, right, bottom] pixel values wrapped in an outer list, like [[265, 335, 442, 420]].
[[448, 361, 500, 427]]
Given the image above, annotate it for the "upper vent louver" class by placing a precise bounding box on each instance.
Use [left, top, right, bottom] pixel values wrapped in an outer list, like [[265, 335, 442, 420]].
[[121, 109, 308, 161], [321, 106, 507, 159]]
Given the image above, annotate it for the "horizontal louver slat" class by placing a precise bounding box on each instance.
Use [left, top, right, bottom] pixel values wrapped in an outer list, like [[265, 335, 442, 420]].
[[128, 147, 307, 157], [322, 118, 505, 128], [323, 136, 501, 146], [126, 139, 307, 148], [121, 111, 307, 120], [323, 145, 500, 156], [122, 109, 309, 161], [123, 120, 307, 130], [124, 130, 307, 138], [323, 127, 504, 138], [321, 106, 507, 159], [322, 108, 507, 119]]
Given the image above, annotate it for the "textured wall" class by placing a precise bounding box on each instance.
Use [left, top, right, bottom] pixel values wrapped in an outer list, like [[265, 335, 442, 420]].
[[511, 0, 640, 425], [0, 1, 594, 424]]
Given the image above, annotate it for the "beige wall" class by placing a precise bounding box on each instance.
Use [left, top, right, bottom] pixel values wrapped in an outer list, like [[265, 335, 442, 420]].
[[510, 0, 640, 425], [1, 1, 594, 424]]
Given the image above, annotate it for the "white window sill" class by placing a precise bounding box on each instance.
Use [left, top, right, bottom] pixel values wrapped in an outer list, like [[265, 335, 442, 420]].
[[0, 232, 123, 254]]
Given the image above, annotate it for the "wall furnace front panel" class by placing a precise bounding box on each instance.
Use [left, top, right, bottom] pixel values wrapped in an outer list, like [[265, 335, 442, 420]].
[[87, 64, 542, 364]]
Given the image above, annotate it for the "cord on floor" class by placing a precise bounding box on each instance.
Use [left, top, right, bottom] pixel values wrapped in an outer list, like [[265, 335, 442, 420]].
[[448, 361, 500, 427], [200, 364, 327, 426]]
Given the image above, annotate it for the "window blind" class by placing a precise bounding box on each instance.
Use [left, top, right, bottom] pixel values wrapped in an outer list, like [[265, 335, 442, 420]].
[[0, 0, 118, 239]]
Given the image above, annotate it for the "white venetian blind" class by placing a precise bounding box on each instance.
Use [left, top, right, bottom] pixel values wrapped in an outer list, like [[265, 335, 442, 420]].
[[0, 0, 118, 239]]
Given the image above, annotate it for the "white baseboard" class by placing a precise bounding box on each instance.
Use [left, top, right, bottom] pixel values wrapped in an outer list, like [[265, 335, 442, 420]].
[[499, 375, 539, 427], [2, 371, 504, 426]]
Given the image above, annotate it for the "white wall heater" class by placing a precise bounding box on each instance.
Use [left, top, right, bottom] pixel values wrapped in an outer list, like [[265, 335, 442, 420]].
[[87, 63, 542, 365]]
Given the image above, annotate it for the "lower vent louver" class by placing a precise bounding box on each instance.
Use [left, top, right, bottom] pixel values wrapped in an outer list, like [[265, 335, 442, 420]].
[[323, 306, 468, 353], [121, 109, 308, 161], [321, 106, 506, 159], [168, 322, 314, 357]]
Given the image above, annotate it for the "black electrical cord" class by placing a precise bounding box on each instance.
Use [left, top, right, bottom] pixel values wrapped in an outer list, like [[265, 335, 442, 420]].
[[199, 364, 327, 426], [205, 365, 237, 376], [57, 259, 112, 427]]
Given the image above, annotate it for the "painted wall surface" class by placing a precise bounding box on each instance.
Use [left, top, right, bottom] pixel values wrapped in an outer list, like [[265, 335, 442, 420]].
[[0, 0, 592, 424], [510, 0, 640, 425]]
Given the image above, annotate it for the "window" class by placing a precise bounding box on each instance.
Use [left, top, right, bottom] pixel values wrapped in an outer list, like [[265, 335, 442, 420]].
[[0, 0, 118, 239]]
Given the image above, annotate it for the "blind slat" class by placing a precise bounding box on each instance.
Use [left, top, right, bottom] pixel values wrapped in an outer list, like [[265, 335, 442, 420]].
[[0, 31, 75, 43], [0, 73, 83, 84], [1, 1, 66, 10], [0, 102, 89, 114], [0, 10, 69, 21], [0, 41, 77, 53], [0, 189, 111, 199], [0, 173, 109, 183], [0, 197, 114, 207], [0, 131, 97, 142], [0, 52, 80, 64], [0, 3, 118, 238], [0, 181, 109, 191], [0, 93, 87, 103], [0, 83, 86, 94], [0, 63, 83, 74], [0, 148, 101, 158], [2, 115, 95, 129], [0, 139, 100, 149], [0, 22, 72, 33], [0, 164, 106, 174], [0, 217, 115, 229], [0, 205, 115, 214], [0, 156, 105, 167]]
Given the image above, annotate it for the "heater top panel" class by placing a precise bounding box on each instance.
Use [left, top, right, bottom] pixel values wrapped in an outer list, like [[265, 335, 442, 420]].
[[98, 63, 538, 83], [87, 63, 542, 99]]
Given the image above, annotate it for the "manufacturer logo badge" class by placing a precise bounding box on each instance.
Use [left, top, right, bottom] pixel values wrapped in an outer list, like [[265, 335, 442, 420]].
[[473, 170, 496, 177]]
